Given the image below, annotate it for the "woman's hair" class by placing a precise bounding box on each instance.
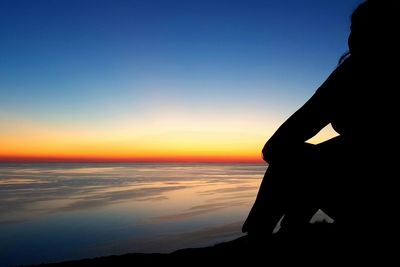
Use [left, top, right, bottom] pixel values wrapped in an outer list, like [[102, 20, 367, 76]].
[[339, 0, 399, 64]]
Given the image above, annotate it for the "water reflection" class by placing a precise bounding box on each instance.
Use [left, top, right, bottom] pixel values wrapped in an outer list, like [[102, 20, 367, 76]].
[[0, 163, 265, 266]]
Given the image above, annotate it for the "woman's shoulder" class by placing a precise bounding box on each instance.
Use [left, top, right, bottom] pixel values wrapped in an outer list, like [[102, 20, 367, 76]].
[[334, 56, 356, 77], [315, 57, 353, 94]]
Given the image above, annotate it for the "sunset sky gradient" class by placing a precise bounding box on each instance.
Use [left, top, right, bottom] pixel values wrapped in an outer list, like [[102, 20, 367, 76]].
[[0, 0, 361, 162]]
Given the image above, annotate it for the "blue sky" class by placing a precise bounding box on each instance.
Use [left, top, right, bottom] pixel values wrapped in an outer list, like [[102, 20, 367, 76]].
[[0, 0, 363, 161]]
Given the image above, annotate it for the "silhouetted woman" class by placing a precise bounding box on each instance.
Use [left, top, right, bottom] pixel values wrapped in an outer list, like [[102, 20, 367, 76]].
[[242, 0, 399, 244]]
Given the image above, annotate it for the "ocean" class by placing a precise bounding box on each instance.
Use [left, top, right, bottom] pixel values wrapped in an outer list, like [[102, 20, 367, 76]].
[[0, 163, 266, 266]]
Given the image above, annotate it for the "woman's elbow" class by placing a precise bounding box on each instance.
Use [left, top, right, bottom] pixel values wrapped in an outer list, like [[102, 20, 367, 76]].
[[261, 143, 273, 164], [261, 137, 290, 164]]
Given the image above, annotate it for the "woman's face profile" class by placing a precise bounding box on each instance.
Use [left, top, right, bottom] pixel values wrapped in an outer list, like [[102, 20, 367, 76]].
[[348, 1, 399, 61]]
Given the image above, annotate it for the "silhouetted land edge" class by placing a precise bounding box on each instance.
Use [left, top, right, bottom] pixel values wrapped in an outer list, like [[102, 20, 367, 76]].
[[27, 222, 392, 266]]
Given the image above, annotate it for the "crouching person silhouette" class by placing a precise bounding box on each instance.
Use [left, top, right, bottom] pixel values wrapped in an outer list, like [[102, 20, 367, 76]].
[[242, 0, 399, 249]]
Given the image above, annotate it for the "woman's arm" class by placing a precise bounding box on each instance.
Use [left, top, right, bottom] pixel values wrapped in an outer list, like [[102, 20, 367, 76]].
[[262, 61, 349, 164], [262, 92, 329, 164]]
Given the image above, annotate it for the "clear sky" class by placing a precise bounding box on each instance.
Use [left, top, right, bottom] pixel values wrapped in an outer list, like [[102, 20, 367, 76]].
[[0, 0, 362, 162]]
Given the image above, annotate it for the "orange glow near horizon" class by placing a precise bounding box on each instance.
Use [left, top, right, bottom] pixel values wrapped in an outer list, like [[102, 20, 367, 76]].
[[0, 113, 274, 162], [0, 114, 338, 163], [0, 130, 261, 162], [0, 134, 265, 163]]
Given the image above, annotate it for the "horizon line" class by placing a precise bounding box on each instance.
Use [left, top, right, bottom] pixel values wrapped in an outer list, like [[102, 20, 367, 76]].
[[0, 156, 265, 164]]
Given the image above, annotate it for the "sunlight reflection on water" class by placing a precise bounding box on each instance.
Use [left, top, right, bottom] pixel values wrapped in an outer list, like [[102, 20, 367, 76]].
[[0, 163, 266, 266]]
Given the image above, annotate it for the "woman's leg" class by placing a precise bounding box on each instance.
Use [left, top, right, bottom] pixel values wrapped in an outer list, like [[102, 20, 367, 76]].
[[279, 137, 347, 230], [242, 137, 345, 236], [242, 164, 287, 235]]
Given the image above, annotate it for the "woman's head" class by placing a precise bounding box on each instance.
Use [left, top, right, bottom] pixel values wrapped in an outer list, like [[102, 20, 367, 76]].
[[348, 0, 399, 60]]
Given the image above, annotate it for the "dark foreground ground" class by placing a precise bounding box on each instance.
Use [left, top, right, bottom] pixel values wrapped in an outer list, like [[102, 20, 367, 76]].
[[28, 222, 393, 266]]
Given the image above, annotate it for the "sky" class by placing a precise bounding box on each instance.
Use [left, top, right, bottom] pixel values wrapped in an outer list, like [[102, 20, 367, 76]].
[[0, 0, 363, 163]]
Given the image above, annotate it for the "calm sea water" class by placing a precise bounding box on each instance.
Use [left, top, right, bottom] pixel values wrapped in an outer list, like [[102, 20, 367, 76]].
[[0, 163, 266, 266]]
